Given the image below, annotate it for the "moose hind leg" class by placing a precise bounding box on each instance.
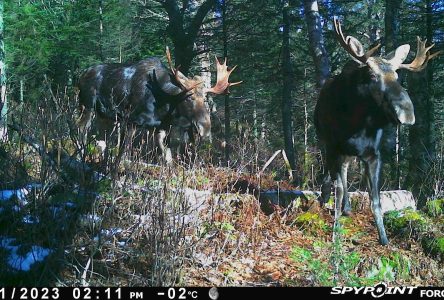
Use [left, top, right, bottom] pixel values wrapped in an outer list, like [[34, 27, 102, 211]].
[[320, 172, 332, 206], [365, 155, 389, 245]]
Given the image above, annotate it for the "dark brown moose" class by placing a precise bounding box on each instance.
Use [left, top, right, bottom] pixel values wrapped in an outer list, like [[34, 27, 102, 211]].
[[314, 18, 440, 245], [77, 48, 241, 161]]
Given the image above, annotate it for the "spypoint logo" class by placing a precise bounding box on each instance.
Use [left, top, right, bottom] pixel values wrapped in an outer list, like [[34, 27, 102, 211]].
[[372, 283, 389, 298], [331, 282, 417, 298]]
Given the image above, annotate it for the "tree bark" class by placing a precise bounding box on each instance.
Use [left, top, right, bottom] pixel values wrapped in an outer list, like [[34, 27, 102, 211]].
[[0, 1, 7, 140], [221, 0, 231, 166], [406, 0, 435, 208], [384, 0, 402, 51], [99, 0, 104, 61], [281, 0, 297, 182], [383, 0, 402, 188], [161, 0, 216, 75], [303, 0, 330, 88]]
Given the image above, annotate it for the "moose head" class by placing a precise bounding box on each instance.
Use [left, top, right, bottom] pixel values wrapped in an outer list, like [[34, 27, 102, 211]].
[[163, 47, 242, 144], [332, 18, 440, 127]]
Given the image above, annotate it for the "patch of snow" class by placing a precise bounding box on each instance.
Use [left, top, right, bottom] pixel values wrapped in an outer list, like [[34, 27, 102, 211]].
[[81, 214, 101, 222], [0, 189, 29, 204], [101, 228, 123, 237], [79, 214, 102, 227], [0, 183, 41, 205], [22, 215, 40, 224], [1, 237, 52, 272], [65, 202, 76, 208], [8, 246, 52, 271]]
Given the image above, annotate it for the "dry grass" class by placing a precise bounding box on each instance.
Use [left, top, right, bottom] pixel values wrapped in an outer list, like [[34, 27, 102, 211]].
[[0, 87, 443, 286]]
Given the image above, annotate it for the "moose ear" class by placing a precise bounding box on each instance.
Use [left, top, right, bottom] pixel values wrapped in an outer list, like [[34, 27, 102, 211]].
[[347, 36, 365, 57], [388, 44, 410, 67]]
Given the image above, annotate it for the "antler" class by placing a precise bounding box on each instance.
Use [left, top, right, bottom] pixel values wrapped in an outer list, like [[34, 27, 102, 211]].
[[398, 37, 441, 72], [207, 57, 242, 95], [165, 46, 201, 92], [333, 17, 380, 64]]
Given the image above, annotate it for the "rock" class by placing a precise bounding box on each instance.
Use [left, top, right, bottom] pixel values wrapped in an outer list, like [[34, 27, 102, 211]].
[[259, 189, 416, 214], [350, 190, 416, 214]]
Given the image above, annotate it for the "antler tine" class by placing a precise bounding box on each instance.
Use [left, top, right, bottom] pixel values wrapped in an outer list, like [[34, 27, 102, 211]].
[[165, 46, 176, 75], [398, 36, 441, 72], [208, 56, 242, 95], [208, 57, 228, 94], [333, 17, 369, 64], [165, 46, 199, 92], [365, 43, 381, 59]]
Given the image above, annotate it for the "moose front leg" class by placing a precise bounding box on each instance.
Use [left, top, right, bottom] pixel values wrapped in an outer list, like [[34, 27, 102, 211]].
[[156, 129, 173, 164], [365, 154, 389, 245], [320, 172, 332, 206], [341, 159, 351, 215], [322, 151, 350, 216], [326, 154, 345, 219]]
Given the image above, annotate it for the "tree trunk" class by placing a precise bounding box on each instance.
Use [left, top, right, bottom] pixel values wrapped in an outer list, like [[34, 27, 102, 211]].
[[222, 0, 231, 166], [304, 0, 330, 186], [162, 0, 216, 75], [406, 0, 435, 208], [384, 0, 402, 51], [383, 0, 402, 188], [0, 1, 7, 140], [281, 1, 297, 182], [303, 0, 330, 88], [99, 0, 104, 61]]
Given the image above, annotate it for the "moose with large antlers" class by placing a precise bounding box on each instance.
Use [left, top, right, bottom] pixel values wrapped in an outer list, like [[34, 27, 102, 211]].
[[315, 18, 440, 245], [77, 47, 240, 162]]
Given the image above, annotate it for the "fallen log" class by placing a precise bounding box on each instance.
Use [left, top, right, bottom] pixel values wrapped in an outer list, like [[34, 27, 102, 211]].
[[259, 189, 416, 214]]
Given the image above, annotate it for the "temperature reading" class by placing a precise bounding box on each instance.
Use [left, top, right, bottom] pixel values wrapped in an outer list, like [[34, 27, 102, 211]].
[[161, 288, 198, 299]]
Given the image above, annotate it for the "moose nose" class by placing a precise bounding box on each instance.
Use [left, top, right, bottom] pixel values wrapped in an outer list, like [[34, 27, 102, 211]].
[[194, 114, 212, 141], [388, 89, 415, 125], [195, 122, 212, 141]]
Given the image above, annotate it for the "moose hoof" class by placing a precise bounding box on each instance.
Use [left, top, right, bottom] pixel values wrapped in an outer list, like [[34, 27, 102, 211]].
[[379, 237, 389, 246], [342, 209, 352, 216]]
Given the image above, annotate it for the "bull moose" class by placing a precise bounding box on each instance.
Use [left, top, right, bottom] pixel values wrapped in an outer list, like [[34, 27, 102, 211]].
[[314, 18, 440, 245], [77, 48, 241, 162]]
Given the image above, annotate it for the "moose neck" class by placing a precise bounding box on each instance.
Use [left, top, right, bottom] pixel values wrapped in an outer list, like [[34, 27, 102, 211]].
[[344, 69, 393, 127]]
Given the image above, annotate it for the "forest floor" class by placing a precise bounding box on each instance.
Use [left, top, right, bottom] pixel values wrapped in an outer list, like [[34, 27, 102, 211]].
[[178, 168, 444, 286], [1, 157, 444, 286]]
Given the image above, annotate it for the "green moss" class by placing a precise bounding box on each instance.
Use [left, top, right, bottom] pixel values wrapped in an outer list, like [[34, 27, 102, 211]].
[[422, 236, 444, 259], [289, 246, 333, 286], [425, 199, 444, 217], [327, 196, 334, 208], [384, 208, 430, 235], [338, 216, 363, 239], [294, 212, 328, 233], [365, 254, 411, 284]]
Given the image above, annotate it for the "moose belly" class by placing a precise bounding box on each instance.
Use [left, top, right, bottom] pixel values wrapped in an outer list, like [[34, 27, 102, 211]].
[[340, 128, 384, 158]]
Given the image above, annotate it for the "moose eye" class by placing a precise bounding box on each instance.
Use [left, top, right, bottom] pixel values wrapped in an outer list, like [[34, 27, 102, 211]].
[[370, 73, 378, 81]]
